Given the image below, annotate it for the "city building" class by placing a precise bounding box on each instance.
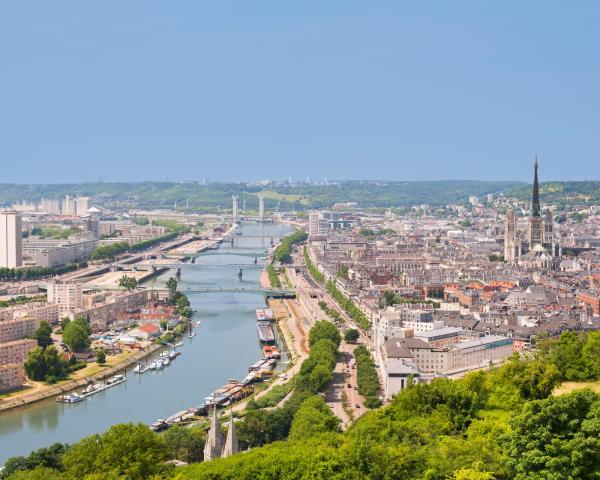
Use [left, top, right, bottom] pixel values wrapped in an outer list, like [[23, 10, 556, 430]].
[[76, 197, 91, 216], [0, 339, 37, 365], [0, 364, 25, 393], [62, 195, 76, 216], [0, 318, 39, 343], [47, 282, 84, 316], [0, 211, 23, 268], [503, 160, 559, 266]]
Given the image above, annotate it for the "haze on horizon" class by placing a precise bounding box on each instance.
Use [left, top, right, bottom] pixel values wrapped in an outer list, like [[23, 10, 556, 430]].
[[1, 1, 599, 183]]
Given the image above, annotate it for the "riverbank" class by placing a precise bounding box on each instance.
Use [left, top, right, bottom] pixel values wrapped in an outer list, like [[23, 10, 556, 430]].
[[0, 221, 294, 466], [0, 343, 162, 413]]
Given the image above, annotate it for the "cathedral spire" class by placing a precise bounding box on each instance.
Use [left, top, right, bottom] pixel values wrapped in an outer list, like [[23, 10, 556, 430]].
[[203, 406, 224, 461], [531, 156, 540, 217], [221, 409, 239, 458]]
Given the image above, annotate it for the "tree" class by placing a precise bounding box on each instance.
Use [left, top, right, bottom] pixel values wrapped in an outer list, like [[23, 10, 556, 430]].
[[308, 320, 341, 349], [118, 274, 138, 291], [167, 277, 178, 295], [62, 320, 91, 352], [504, 389, 600, 479], [35, 321, 53, 348], [289, 396, 340, 441], [344, 328, 359, 343], [383, 290, 397, 307], [59, 317, 71, 331], [4, 466, 64, 480], [43, 346, 65, 381], [61, 423, 168, 480], [96, 349, 106, 364], [24, 347, 46, 381], [582, 331, 600, 378], [162, 425, 206, 463], [2, 443, 67, 478]]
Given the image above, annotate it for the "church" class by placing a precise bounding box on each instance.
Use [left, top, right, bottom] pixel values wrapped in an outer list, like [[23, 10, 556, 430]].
[[503, 159, 561, 269]]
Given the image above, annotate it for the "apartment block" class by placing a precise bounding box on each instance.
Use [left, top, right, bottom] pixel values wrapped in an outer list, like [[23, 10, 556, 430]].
[[0, 303, 61, 325], [0, 318, 39, 343], [0, 211, 23, 268], [0, 364, 25, 392], [47, 282, 84, 316], [0, 339, 37, 365]]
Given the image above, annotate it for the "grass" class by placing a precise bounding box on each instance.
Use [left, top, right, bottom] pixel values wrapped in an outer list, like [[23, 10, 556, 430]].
[[553, 380, 600, 396], [259, 190, 310, 205]]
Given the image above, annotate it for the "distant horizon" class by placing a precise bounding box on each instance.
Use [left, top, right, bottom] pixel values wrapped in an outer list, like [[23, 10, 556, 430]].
[[3, 177, 600, 186]]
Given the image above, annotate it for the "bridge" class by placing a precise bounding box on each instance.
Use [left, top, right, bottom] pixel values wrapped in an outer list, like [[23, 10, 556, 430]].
[[177, 286, 295, 297], [139, 263, 265, 269]]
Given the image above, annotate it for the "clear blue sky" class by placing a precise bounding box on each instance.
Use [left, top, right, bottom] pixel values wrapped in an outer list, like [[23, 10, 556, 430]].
[[1, 1, 599, 183]]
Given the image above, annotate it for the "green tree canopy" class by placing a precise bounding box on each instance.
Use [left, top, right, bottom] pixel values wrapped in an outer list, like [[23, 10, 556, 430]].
[[61, 423, 168, 480], [35, 321, 53, 348], [62, 319, 91, 352]]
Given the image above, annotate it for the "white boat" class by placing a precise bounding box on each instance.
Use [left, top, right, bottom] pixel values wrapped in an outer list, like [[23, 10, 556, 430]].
[[188, 332, 196, 339], [148, 361, 157, 370], [174, 342, 183, 348], [168, 351, 177, 360], [133, 364, 143, 374], [193, 320, 201, 328], [106, 374, 125, 385], [82, 383, 103, 395], [57, 393, 84, 403], [163, 357, 170, 366], [155, 359, 164, 370]]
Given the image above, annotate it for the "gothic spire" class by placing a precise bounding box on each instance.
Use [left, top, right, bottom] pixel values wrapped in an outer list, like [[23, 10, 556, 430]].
[[203, 406, 223, 461], [531, 156, 540, 217], [221, 409, 239, 458]]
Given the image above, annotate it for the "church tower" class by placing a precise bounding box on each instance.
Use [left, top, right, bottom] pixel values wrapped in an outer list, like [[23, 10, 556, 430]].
[[528, 158, 543, 248], [221, 410, 239, 458], [203, 407, 224, 461]]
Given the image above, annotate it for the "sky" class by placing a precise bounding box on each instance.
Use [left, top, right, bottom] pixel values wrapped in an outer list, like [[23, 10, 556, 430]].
[[1, 1, 599, 183]]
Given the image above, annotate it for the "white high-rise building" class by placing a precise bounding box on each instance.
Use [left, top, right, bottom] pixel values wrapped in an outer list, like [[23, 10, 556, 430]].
[[62, 195, 76, 216], [40, 198, 61, 215], [47, 282, 83, 316], [0, 211, 23, 268], [76, 197, 90, 216]]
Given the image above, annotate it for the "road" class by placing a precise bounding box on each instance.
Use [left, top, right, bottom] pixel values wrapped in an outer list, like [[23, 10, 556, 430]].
[[286, 248, 369, 427]]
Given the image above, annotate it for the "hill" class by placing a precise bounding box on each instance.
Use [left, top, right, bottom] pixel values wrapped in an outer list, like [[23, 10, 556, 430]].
[[508, 180, 600, 207], [0, 180, 525, 212]]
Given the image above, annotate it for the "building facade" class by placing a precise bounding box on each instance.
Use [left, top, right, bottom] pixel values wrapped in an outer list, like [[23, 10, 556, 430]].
[[0, 211, 23, 268]]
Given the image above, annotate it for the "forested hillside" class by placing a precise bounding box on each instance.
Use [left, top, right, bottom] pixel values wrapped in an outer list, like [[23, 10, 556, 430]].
[[508, 180, 600, 207], [3, 330, 600, 480], [0, 180, 524, 212]]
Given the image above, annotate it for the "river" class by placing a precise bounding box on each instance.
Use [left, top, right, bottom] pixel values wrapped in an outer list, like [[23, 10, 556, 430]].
[[0, 222, 292, 465]]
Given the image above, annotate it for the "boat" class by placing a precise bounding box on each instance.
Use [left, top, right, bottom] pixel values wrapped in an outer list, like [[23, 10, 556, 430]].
[[148, 361, 158, 370], [188, 332, 196, 339], [81, 383, 103, 395], [155, 359, 164, 370], [56, 393, 84, 404], [257, 321, 275, 343], [193, 320, 201, 328], [168, 351, 177, 360], [106, 374, 125, 385], [150, 419, 169, 432], [133, 364, 143, 374], [263, 345, 281, 359], [163, 357, 170, 366], [174, 342, 183, 348]]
